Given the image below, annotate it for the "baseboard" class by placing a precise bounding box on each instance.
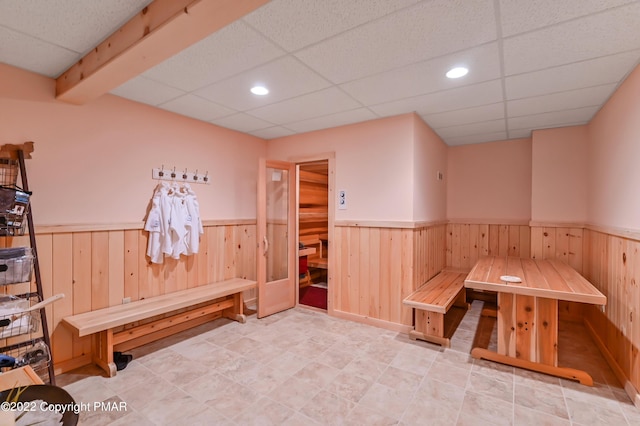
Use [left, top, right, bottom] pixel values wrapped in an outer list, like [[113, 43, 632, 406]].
[[330, 309, 412, 334], [53, 353, 92, 376], [584, 316, 640, 408]]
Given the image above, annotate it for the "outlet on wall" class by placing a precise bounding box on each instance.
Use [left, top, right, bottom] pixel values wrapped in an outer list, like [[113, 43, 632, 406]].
[[122, 297, 131, 304]]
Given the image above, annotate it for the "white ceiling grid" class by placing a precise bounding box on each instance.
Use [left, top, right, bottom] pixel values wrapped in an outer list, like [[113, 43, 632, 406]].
[[0, 0, 639, 145]]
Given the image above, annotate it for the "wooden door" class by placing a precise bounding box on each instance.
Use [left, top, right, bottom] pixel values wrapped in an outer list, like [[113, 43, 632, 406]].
[[257, 159, 296, 318]]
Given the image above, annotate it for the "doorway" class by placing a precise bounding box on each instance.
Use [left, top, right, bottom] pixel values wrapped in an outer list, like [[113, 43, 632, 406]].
[[297, 160, 329, 311]]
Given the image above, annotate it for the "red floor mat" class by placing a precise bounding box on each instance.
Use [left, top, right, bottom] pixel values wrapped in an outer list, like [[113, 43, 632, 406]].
[[299, 286, 327, 310]]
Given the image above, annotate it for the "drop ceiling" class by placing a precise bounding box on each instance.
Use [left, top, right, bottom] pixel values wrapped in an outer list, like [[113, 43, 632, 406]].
[[1, 0, 639, 145]]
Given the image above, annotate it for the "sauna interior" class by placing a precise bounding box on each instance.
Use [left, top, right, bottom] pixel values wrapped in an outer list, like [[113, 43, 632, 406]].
[[298, 161, 329, 310], [2, 1, 640, 424]]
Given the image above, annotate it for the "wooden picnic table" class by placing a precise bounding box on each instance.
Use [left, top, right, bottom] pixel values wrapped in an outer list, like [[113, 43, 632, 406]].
[[465, 256, 606, 385]]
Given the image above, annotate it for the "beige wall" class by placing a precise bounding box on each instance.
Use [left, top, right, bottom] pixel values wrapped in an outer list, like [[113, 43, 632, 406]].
[[446, 138, 532, 223], [531, 126, 589, 224], [413, 115, 448, 222], [588, 64, 640, 231], [0, 64, 266, 225], [267, 114, 416, 221]]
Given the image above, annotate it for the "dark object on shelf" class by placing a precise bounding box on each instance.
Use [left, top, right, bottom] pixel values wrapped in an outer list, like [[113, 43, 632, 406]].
[[0, 384, 79, 426], [0, 185, 30, 236]]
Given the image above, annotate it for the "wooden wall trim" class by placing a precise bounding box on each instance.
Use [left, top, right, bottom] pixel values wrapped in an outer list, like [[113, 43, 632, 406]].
[[449, 218, 530, 226], [584, 315, 640, 408], [530, 222, 640, 242], [529, 221, 586, 228], [335, 220, 447, 229], [35, 219, 256, 234], [331, 309, 413, 334], [585, 224, 640, 242]]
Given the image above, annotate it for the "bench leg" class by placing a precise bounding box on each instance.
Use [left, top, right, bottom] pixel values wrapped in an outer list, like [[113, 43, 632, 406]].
[[223, 293, 246, 324], [92, 330, 117, 377], [410, 310, 450, 348]]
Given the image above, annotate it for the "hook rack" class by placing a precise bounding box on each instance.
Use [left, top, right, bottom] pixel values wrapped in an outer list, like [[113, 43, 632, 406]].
[[152, 166, 210, 184]]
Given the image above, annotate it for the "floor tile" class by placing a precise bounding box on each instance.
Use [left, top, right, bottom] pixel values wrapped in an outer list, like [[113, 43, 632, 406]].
[[299, 390, 356, 425], [513, 404, 570, 426], [514, 383, 568, 419], [54, 307, 640, 425], [457, 391, 514, 426]]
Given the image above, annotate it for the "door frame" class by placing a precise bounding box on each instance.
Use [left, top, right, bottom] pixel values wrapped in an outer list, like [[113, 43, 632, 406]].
[[291, 152, 335, 314]]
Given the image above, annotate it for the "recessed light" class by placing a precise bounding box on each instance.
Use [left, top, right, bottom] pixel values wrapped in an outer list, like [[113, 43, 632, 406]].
[[446, 67, 469, 79], [251, 85, 269, 95]]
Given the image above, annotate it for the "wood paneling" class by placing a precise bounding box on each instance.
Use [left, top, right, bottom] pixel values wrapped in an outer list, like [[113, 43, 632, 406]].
[[583, 228, 640, 399], [333, 223, 446, 327], [446, 223, 530, 270], [3, 223, 256, 374], [530, 226, 585, 322]]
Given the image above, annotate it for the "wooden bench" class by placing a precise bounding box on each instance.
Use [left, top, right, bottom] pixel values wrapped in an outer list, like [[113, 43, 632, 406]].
[[62, 278, 256, 377], [403, 271, 469, 347]]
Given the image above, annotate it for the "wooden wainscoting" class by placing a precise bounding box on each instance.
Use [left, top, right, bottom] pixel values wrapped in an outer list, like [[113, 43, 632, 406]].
[[5, 222, 256, 375], [332, 222, 446, 330], [582, 228, 640, 404], [446, 223, 531, 270], [530, 225, 586, 322]]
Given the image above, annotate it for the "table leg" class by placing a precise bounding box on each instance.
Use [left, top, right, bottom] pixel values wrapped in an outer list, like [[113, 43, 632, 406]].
[[471, 347, 593, 385], [475, 293, 590, 385]]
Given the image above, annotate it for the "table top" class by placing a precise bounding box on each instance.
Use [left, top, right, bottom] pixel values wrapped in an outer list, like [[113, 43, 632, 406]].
[[464, 256, 606, 305]]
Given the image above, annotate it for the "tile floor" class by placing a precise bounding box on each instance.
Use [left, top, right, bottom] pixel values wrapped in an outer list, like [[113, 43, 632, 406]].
[[57, 301, 640, 425]]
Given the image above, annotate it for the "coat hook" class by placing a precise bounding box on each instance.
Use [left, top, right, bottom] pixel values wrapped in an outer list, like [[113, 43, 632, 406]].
[[171, 166, 176, 179], [193, 169, 198, 181], [159, 164, 165, 177], [203, 171, 209, 182], [183, 168, 188, 180]]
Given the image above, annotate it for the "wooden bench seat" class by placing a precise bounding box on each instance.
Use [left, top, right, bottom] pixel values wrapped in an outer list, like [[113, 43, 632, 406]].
[[403, 271, 469, 347], [63, 278, 256, 377], [307, 258, 327, 269]]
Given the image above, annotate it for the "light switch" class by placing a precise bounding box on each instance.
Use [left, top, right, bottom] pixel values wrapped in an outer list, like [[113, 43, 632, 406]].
[[338, 190, 347, 210]]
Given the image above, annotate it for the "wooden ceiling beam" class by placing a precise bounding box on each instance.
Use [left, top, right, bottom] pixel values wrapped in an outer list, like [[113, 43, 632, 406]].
[[55, 0, 270, 104]]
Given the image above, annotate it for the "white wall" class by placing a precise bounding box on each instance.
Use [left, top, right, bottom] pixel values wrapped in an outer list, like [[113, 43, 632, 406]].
[[267, 114, 416, 222]]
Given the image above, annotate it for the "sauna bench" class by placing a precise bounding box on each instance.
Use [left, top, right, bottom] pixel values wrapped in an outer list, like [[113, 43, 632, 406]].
[[62, 278, 256, 377], [403, 270, 469, 347]]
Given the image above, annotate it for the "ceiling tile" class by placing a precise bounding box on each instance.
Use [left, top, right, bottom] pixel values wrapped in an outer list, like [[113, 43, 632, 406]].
[[436, 119, 506, 139], [110, 76, 186, 106], [503, 3, 640, 75], [195, 56, 331, 111], [446, 131, 508, 146], [247, 87, 362, 124], [285, 108, 378, 133], [0, 0, 152, 54], [499, 0, 635, 37], [340, 43, 501, 105], [507, 84, 616, 117], [371, 80, 504, 117], [294, 0, 497, 83], [422, 102, 504, 129], [211, 113, 274, 133], [158, 94, 235, 122], [505, 50, 640, 100], [244, 0, 420, 52], [249, 126, 295, 139], [508, 129, 533, 139], [142, 21, 285, 92], [0, 26, 80, 78], [508, 106, 600, 131]]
